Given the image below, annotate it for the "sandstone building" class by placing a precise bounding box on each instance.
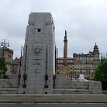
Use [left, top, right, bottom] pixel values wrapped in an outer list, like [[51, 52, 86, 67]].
[[0, 47, 13, 73]]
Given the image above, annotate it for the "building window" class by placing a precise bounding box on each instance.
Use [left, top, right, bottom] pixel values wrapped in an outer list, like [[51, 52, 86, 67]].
[[8, 55, 11, 58], [37, 29, 41, 32]]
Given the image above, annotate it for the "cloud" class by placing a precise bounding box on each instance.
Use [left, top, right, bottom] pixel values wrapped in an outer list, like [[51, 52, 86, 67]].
[[0, 0, 107, 58]]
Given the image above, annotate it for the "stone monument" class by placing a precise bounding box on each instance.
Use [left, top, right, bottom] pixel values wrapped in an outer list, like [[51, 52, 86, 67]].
[[19, 12, 55, 94]]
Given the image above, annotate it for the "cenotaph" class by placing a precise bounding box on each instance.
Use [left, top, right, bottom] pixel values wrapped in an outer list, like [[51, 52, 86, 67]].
[[19, 12, 55, 94]]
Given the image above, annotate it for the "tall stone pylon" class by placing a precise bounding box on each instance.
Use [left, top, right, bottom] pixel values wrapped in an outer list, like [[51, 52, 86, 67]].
[[19, 12, 55, 94]]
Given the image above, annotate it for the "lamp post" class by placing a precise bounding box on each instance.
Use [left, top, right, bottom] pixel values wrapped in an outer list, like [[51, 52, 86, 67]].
[[0, 39, 9, 60]]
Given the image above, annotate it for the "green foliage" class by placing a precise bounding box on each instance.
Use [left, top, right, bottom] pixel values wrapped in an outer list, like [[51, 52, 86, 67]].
[[94, 59, 107, 82], [0, 58, 7, 78]]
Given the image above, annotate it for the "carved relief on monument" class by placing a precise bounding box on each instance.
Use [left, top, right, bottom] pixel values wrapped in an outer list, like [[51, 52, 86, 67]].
[[31, 44, 47, 75], [33, 44, 42, 55]]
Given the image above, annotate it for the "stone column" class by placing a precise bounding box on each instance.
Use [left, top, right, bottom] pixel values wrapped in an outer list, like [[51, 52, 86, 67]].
[[63, 30, 68, 66]]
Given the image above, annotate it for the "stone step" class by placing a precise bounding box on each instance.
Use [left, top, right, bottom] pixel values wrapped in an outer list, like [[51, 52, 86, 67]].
[[53, 89, 91, 94], [0, 88, 18, 94], [54, 86, 89, 89]]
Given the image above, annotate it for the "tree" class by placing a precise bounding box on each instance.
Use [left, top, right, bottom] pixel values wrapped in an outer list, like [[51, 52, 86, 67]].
[[94, 59, 107, 89], [0, 58, 7, 78]]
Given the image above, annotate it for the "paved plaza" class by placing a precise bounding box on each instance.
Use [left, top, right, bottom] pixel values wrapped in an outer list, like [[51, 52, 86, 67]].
[[0, 94, 107, 103]]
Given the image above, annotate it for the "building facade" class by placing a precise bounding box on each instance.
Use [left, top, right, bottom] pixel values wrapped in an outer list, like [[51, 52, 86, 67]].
[[12, 57, 20, 74]]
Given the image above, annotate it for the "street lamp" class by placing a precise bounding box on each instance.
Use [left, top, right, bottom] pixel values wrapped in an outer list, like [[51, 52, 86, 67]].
[[0, 39, 9, 60]]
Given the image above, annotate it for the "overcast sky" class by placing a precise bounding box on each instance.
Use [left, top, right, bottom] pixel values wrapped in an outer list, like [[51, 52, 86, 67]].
[[0, 0, 107, 58]]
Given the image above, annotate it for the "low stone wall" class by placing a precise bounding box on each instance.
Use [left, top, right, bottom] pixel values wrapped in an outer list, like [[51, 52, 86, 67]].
[[89, 81, 102, 94], [0, 77, 18, 94], [0, 79, 18, 88], [54, 74, 102, 94]]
